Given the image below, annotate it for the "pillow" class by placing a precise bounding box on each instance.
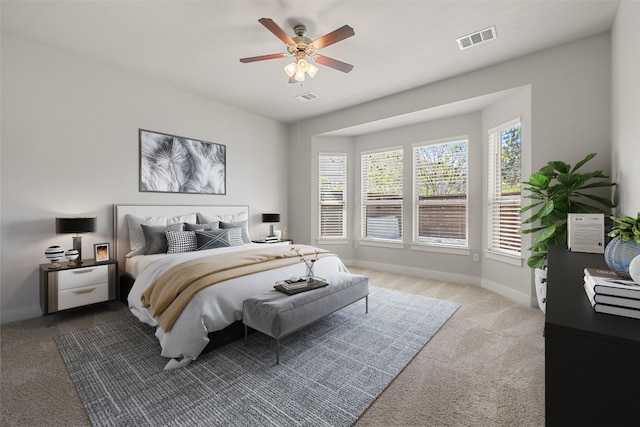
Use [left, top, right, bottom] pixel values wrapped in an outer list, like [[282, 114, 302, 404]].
[[165, 230, 197, 254], [195, 229, 232, 250], [225, 227, 245, 246], [220, 220, 250, 243], [184, 222, 219, 231], [141, 223, 184, 255], [126, 213, 197, 257]]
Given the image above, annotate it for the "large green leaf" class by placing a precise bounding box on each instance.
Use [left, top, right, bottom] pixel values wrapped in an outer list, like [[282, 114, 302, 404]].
[[548, 161, 570, 174], [526, 173, 550, 189], [571, 153, 596, 172], [527, 253, 547, 269]]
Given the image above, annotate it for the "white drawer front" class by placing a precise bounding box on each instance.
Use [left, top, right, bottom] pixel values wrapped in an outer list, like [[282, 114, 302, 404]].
[[58, 282, 109, 311], [58, 265, 108, 290]]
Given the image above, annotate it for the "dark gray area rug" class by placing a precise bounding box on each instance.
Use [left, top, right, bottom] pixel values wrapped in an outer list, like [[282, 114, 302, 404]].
[[55, 286, 460, 427]]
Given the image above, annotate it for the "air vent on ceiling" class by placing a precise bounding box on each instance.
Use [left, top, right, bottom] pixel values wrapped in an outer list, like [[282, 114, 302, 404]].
[[295, 92, 319, 102], [457, 26, 497, 50]]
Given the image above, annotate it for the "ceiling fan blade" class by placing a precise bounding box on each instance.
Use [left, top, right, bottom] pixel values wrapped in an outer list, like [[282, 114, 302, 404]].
[[258, 18, 296, 46], [239, 53, 287, 63], [313, 55, 354, 73], [311, 25, 355, 50]]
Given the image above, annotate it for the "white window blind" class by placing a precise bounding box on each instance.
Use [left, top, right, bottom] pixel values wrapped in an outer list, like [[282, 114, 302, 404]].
[[319, 154, 347, 238], [361, 148, 403, 241], [488, 119, 522, 256], [413, 138, 468, 247]]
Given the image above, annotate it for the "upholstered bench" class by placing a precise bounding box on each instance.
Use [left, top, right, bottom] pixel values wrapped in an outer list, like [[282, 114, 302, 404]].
[[243, 272, 369, 363]]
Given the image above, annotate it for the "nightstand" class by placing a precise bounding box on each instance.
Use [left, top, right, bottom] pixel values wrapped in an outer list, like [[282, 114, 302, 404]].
[[40, 259, 118, 317]]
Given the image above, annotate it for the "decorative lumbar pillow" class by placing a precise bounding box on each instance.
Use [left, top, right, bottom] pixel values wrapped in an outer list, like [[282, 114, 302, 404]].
[[195, 230, 232, 251], [220, 221, 250, 243], [165, 230, 197, 254], [184, 222, 219, 231], [141, 223, 184, 255]]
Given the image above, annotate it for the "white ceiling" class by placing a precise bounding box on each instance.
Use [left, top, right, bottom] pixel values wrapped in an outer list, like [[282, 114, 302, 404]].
[[1, 0, 621, 125]]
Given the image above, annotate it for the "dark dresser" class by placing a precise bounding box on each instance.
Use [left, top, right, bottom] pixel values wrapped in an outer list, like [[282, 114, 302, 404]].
[[545, 245, 640, 426]]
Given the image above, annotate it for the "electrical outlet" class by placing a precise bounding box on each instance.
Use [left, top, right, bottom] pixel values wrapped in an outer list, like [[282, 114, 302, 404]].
[[473, 253, 480, 262]]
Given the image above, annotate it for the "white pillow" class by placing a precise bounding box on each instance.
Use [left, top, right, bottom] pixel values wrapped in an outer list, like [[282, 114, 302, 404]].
[[126, 213, 197, 257], [198, 211, 249, 241]]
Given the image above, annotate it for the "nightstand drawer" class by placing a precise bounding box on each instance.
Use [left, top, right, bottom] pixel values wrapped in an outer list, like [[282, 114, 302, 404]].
[[58, 265, 108, 290], [58, 282, 109, 311]]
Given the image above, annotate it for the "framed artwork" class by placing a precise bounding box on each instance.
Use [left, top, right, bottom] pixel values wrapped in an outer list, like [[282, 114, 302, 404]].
[[94, 243, 110, 263], [139, 129, 226, 194]]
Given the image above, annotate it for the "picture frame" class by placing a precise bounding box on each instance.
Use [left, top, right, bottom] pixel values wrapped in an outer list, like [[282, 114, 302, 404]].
[[94, 243, 110, 263], [139, 129, 226, 195]]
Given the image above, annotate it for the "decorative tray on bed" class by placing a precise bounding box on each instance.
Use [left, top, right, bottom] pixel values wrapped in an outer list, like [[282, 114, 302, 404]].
[[274, 277, 328, 295]]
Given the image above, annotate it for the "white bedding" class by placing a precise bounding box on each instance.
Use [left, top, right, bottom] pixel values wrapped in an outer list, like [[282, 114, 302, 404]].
[[127, 242, 349, 369]]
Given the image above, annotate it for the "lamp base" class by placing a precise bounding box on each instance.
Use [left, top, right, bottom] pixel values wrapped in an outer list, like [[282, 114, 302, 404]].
[[72, 236, 83, 264]]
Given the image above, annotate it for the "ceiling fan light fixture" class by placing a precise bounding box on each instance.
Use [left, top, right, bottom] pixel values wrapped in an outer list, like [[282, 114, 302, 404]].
[[284, 62, 297, 77], [294, 70, 306, 82], [297, 58, 309, 73], [307, 64, 319, 78]]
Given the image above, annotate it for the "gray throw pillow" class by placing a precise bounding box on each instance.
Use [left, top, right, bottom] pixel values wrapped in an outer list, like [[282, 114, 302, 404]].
[[141, 223, 184, 255], [220, 220, 250, 243]]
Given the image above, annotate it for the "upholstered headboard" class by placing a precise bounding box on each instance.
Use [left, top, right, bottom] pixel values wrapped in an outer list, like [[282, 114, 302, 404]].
[[113, 204, 250, 271]]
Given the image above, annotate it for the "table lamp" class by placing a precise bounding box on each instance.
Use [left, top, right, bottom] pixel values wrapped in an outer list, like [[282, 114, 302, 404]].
[[56, 216, 97, 264], [262, 213, 280, 239]]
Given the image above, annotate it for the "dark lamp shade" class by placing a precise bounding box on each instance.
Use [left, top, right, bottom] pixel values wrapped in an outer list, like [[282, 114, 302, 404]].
[[56, 217, 97, 234], [262, 213, 281, 223]]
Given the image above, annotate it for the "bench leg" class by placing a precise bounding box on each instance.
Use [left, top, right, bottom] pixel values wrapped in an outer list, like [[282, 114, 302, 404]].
[[276, 338, 280, 364], [244, 324, 247, 339], [366, 295, 369, 313]]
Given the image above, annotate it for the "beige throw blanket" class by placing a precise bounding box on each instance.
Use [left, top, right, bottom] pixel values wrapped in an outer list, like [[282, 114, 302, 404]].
[[141, 245, 334, 332]]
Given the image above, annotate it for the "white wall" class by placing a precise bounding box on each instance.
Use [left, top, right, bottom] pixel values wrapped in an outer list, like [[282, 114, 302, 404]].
[[612, 1, 640, 216], [0, 35, 288, 323], [287, 33, 612, 306]]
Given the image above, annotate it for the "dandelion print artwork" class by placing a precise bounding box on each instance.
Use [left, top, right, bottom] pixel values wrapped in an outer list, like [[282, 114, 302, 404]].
[[139, 129, 226, 194]]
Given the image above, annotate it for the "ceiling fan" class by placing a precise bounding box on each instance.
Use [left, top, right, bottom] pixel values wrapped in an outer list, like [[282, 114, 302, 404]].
[[239, 18, 355, 83]]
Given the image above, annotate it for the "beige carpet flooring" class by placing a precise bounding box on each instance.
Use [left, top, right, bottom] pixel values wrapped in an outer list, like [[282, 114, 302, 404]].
[[1, 267, 545, 426]]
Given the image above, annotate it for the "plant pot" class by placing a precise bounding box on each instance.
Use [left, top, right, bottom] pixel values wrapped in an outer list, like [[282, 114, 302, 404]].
[[535, 267, 547, 313], [604, 237, 640, 279]]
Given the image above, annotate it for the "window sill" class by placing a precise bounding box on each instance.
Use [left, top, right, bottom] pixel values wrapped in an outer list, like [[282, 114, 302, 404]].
[[486, 250, 523, 266], [316, 238, 349, 245], [410, 244, 470, 256], [358, 239, 404, 249]]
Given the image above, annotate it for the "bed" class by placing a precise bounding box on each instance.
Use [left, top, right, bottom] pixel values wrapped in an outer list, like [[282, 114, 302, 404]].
[[114, 204, 350, 369]]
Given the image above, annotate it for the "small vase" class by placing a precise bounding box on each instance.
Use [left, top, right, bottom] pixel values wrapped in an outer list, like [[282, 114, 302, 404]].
[[306, 263, 314, 282], [604, 237, 640, 279], [629, 255, 640, 284]]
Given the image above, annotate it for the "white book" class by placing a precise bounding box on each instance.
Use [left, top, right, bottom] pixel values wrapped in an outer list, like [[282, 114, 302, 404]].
[[584, 278, 640, 308]]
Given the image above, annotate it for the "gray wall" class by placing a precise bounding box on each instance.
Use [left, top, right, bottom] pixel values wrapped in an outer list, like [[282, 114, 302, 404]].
[[287, 33, 612, 306], [0, 35, 288, 323], [612, 1, 640, 216]]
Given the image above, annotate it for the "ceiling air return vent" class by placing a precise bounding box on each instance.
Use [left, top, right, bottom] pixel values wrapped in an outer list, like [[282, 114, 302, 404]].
[[295, 92, 319, 102], [457, 26, 497, 50]]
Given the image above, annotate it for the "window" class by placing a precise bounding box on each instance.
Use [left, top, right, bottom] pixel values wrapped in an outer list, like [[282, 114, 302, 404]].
[[319, 154, 347, 238], [361, 148, 403, 241], [413, 137, 469, 247], [488, 119, 522, 256]]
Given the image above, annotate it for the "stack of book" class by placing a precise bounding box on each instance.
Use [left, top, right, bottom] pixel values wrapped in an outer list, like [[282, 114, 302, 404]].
[[583, 267, 640, 320]]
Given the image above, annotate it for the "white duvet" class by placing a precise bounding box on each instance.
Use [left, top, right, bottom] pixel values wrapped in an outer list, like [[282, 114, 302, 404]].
[[127, 243, 349, 369]]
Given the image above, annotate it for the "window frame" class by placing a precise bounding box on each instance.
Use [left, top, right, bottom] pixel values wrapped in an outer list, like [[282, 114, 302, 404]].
[[360, 146, 404, 243], [487, 118, 523, 259], [412, 136, 469, 249], [318, 152, 347, 240]]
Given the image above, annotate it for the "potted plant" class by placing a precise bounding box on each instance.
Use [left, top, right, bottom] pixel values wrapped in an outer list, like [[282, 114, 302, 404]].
[[520, 152, 616, 311], [604, 212, 640, 279]]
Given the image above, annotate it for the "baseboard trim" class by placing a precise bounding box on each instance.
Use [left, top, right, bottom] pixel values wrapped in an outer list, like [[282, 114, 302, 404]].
[[347, 259, 533, 307], [349, 259, 481, 287], [1, 304, 42, 325]]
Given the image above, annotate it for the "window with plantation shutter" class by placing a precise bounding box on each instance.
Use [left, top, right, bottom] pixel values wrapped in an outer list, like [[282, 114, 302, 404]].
[[361, 148, 403, 241], [319, 154, 347, 238], [413, 138, 468, 247], [488, 119, 522, 256]]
